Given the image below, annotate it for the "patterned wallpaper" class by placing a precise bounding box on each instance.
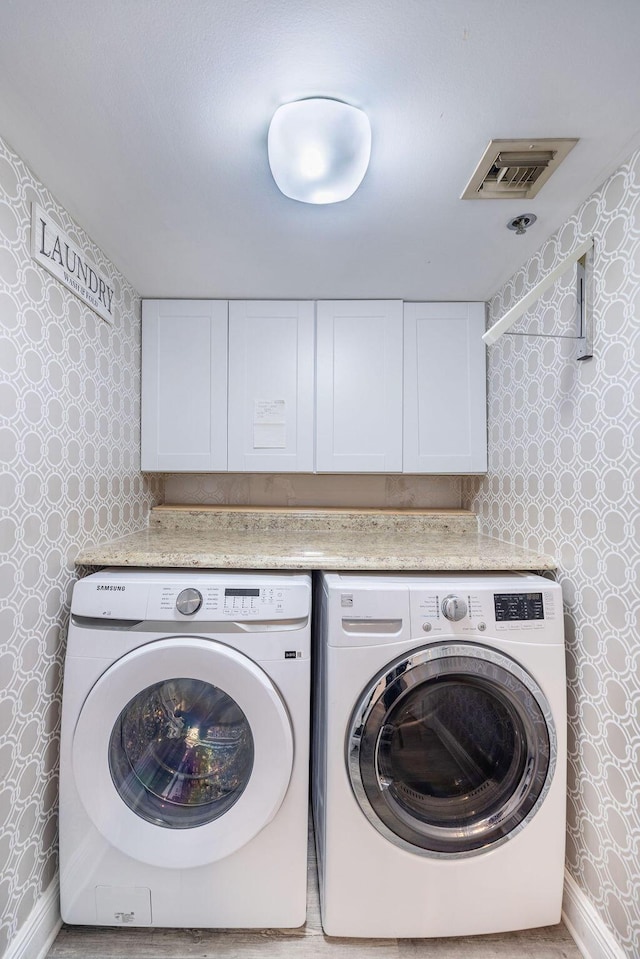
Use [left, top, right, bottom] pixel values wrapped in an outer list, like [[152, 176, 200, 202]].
[[463, 150, 640, 955], [0, 136, 162, 957]]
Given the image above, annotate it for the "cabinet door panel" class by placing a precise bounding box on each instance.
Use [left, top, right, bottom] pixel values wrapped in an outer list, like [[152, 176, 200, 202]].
[[403, 302, 487, 473], [227, 301, 315, 472], [316, 301, 403, 472], [141, 300, 228, 471]]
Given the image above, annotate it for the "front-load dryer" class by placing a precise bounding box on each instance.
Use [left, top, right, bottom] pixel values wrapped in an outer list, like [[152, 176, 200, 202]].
[[60, 568, 311, 928], [313, 571, 566, 938]]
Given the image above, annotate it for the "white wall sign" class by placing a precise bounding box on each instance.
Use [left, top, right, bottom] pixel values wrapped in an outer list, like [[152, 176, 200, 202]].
[[30, 203, 114, 324]]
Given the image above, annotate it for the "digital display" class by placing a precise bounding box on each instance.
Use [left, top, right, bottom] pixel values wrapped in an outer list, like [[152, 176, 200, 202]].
[[494, 592, 544, 621], [225, 588, 260, 597]]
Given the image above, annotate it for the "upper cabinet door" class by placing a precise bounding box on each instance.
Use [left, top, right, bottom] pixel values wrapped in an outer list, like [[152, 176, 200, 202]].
[[141, 300, 228, 472], [227, 301, 315, 472], [403, 302, 487, 473], [316, 301, 403, 472]]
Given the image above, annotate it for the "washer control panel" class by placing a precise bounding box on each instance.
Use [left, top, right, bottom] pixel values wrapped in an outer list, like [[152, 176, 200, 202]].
[[155, 583, 307, 620], [71, 571, 311, 623]]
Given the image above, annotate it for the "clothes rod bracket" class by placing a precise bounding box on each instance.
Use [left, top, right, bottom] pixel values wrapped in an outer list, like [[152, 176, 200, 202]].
[[483, 237, 594, 360]]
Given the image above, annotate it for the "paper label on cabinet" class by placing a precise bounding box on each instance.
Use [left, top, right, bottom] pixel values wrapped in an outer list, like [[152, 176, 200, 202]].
[[253, 399, 286, 448]]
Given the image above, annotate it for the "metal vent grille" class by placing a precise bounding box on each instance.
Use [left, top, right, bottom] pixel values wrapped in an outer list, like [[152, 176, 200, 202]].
[[461, 138, 578, 200]]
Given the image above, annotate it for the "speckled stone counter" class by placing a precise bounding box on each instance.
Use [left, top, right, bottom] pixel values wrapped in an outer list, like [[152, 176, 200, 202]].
[[75, 506, 556, 571]]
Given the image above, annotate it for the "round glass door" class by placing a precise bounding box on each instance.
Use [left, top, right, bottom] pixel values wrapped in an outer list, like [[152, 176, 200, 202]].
[[109, 678, 254, 828], [72, 637, 294, 869], [348, 643, 556, 858]]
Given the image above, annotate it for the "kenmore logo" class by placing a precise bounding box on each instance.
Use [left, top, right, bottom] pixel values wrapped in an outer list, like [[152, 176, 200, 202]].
[[96, 585, 126, 591]]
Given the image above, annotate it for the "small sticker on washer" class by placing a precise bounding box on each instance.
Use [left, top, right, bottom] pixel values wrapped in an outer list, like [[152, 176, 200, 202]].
[[341, 594, 354, 607], [285, 650, 301, 659]]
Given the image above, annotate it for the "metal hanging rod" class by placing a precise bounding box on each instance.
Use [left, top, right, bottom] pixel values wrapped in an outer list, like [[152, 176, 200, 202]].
[[483, 236, 594, 360], [503, 332, 583, 339]]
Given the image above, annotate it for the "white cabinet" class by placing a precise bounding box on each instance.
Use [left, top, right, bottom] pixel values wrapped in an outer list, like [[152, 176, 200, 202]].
[[141, 298, 487, 475], [227, 301, 315, 472], [141, 300, 228, 471], [316, 300, 403, 472], [403, 302, 487, 473]]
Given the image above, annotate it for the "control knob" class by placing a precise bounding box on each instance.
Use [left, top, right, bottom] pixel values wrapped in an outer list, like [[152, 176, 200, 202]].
[[441, 594, 468, 622], [176, 588, 203, 616]]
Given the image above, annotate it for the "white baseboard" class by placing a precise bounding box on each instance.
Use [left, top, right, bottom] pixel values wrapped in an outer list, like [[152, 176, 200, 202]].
[[5, 876, 62, 959], [562, 870, 627, 959]]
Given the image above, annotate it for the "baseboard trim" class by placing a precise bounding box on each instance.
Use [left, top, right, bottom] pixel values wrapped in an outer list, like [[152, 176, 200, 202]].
[[5, 876, 62, 959], [562, 870, 626, 959]]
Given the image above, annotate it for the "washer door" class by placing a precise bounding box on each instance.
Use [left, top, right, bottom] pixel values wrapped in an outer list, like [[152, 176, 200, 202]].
[[73, 638, 293, 868], [348, 643, 556, 858]]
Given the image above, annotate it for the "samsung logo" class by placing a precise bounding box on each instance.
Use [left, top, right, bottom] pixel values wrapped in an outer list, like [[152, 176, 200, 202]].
[[96, 585, 126, 591]]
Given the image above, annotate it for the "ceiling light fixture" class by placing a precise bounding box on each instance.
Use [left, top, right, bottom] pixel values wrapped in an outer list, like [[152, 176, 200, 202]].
[[268, 98, 371, 205]]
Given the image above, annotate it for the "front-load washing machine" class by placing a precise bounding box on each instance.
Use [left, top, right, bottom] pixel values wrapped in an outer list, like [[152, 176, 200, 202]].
[[60, 568, 311, 928], [313, 571, 566, 938]]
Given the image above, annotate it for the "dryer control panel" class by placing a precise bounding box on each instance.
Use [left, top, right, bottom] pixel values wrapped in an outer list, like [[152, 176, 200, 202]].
[[324, 572, 563, 648], [409, 577, 561, 642]]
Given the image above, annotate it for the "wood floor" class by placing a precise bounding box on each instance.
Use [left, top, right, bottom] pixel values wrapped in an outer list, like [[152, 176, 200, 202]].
[[48, 835, 582, 959]]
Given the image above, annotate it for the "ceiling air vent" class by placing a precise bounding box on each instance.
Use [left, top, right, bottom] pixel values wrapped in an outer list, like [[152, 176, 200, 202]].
[[461, 138, 578, 200]]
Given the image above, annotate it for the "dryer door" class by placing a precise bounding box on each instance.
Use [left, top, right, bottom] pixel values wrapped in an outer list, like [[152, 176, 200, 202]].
[[73, 637, 293, 869], [348, 643, 556, 858]]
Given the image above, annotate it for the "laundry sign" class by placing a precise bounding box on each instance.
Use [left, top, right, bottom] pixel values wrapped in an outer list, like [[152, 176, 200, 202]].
[[30, 203, 115, 324]]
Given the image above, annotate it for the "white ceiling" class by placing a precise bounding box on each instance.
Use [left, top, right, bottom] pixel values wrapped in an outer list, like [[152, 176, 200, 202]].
[[2, 0, 640, 302]]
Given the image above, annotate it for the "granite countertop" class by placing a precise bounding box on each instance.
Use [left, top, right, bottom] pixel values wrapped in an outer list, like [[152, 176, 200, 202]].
[[75, 507, 556, 571]]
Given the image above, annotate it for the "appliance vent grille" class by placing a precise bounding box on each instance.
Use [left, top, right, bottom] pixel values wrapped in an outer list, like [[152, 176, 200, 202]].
[[461, 139, 578, 200]]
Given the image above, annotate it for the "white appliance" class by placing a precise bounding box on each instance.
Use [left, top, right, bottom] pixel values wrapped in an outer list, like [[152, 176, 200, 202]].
[[313, 571, 566, 938], [60, 568, 311, 928]]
